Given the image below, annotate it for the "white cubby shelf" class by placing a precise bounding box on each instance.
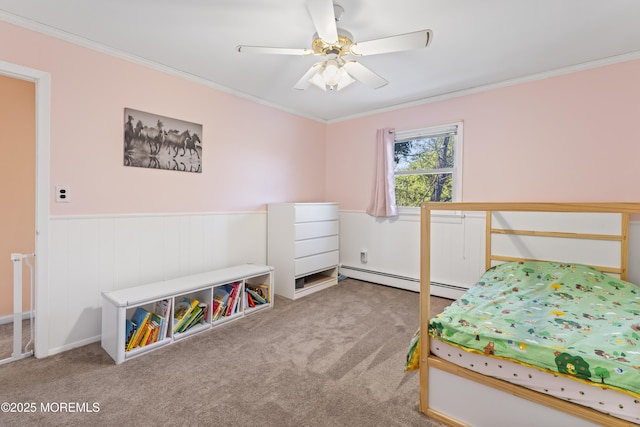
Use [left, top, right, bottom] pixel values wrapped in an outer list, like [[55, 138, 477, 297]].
[[101, 264, 273, 364]]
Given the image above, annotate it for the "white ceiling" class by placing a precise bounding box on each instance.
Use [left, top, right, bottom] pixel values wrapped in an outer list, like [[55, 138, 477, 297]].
[[2, 0, 640, 122]]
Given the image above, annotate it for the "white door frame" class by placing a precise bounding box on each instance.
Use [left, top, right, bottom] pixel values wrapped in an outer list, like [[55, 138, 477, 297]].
[[1, 60, 50, 358]]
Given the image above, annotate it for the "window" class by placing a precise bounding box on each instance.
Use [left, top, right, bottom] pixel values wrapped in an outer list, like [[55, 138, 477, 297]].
[[393, 122, 462, 207]]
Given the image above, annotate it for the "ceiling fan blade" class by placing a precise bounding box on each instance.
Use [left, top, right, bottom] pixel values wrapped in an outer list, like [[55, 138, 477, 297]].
[[343, 61, 388, 89], [307, 0, 338, 44], [293, 62, 324, 91], [350, 30, 432, 56], [236, 45, 314, 56]]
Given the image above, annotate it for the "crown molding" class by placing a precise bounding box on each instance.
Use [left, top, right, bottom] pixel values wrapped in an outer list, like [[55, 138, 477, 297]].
[[3, 10, 639, 125], [0, 11, 327, 124], [328, 50, 640, 124]]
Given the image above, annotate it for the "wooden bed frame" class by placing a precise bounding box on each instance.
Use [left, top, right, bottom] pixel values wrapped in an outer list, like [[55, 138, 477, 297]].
[[419, 202, 640, 427]]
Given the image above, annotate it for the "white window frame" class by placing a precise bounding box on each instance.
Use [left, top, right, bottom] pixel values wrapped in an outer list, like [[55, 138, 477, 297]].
[[394, 121, 463, 215]]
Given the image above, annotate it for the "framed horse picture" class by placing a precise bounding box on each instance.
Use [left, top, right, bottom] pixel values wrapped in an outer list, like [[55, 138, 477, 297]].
[[124, 108, 202, 173]]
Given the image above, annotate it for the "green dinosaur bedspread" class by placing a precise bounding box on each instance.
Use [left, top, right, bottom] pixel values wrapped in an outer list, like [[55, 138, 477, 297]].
[[429, 261, 640, 396]]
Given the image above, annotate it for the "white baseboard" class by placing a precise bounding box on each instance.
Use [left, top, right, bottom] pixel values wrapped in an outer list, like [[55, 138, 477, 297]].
[[46, 335, 101, 358], [0, 311, 34, 325]]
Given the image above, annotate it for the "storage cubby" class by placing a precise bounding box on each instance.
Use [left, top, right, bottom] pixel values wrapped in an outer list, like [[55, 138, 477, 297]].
[[101, 264, 273, 364], [172, 287, 212, 340], [244, 272, 272, 314], [211, 281, 243, 325], [123, 298, 173, 357], [294, 267, 338, 293]]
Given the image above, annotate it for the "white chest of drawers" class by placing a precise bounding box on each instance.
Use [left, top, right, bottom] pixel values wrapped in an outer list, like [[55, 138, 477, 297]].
[[267, 202, 339, 299]]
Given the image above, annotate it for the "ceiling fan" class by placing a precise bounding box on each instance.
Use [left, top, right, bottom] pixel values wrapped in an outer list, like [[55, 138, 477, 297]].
[[236, 0, 432, 92]]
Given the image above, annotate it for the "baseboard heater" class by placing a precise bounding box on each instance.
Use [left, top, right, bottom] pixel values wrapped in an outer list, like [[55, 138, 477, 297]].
[[339, 265, 468, 297]]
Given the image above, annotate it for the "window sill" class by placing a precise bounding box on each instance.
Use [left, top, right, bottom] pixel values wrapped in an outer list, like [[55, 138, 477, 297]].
[[396, 207, 465, 223]]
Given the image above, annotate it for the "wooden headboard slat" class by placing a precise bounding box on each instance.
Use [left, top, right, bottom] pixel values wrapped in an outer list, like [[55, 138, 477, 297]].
[[425, 201, 640, 213], [491, 228, 623, 241]]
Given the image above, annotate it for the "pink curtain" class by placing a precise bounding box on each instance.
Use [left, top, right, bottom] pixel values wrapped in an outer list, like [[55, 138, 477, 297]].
[[366, 128, 398, 217]]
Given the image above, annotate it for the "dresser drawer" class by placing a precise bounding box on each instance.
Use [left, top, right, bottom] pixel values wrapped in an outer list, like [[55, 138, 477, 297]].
[[295, 235, 339, 258], [295, 203, 338, 223], [295, 220, 338, 240], [295, 251, 339, 277]]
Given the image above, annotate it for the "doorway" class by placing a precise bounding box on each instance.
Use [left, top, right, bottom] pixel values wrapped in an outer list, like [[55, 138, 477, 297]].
[[0, 60, 50, 360], [0, 74, 35, 362]]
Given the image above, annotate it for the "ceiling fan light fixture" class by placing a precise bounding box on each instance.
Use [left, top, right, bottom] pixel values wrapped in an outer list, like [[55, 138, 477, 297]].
[[308, 70, 328, 91], [336, 68, 355, 90], [322, 59, 340, 86], [308, 58, 355, 91]]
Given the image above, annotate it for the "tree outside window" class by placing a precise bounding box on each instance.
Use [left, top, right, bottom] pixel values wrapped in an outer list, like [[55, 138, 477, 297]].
[[393, 124, 460, 207]]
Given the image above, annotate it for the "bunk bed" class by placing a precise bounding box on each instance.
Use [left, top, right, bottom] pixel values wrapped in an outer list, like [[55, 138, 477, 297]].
[[419, 202, 640, 427]]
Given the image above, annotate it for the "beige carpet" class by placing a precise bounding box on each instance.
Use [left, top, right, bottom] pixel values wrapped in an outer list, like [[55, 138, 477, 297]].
[[0, 279, 452, 427], [0, 319, 32, 361]]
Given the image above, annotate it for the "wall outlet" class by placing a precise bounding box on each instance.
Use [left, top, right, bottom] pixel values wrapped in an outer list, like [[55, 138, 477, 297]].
[[360, 250, 368, 264], [55, 186, 70, 203]]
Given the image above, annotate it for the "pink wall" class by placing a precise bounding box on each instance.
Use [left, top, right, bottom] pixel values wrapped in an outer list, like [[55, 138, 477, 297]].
[[326, 60, 640, 210], [0, 20, 327, 215], [3, 19, 639, 217]]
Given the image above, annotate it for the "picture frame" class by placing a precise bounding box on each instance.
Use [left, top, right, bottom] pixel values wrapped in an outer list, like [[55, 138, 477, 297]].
[[124, 108, 202, 173]]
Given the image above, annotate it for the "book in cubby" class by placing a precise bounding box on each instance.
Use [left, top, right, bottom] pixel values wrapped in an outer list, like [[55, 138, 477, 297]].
[[244, 272, 272, 314], [212, 281, 243, 323], [124, 298, 172, 352], [211, 285, 230, 322], [172, 288, 211, 338], [245, 284, 268, 306]]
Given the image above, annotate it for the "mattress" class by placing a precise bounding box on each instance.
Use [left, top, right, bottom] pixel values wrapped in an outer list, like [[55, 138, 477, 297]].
[[430, 337, 640, 424], [428, 261, 640, 420]]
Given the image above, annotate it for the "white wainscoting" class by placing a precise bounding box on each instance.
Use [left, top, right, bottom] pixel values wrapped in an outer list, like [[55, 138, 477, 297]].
[[339, 211, 640, 300], [339, 211, 486, 300], [43, 210, 640, 356], [47, 212, 267, 356]]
